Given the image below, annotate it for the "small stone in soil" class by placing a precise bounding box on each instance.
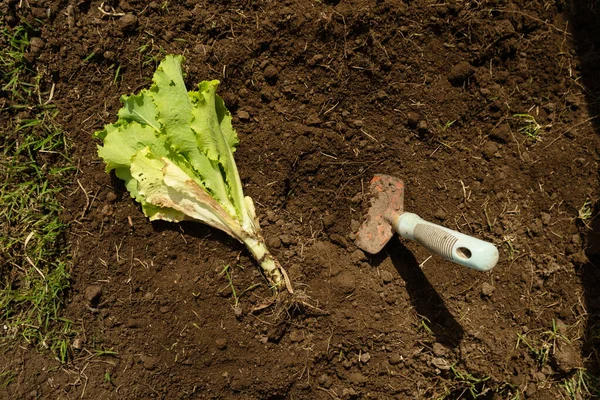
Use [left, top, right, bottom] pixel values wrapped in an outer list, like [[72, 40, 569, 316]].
[[234, 305, 243, 318], [72, 338, 83, 350], [215, 338, 227, 350], [375, 89, 388, 100], [359, 352, 371, 363], [534, 371, 546, 382], [541, 365, 554, 376], [103, 51, 116, 61], [237, 110, 250, 121]]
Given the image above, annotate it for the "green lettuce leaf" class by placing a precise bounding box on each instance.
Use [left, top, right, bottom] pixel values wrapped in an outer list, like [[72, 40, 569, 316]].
[[94, 55, 289, 291]]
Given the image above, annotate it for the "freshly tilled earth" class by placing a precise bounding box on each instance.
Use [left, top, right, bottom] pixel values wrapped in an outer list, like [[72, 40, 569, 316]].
[[2, 0, 600, 399]]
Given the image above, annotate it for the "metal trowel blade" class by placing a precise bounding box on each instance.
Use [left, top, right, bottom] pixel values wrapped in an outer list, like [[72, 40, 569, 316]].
[[355, 175, 405, 254]]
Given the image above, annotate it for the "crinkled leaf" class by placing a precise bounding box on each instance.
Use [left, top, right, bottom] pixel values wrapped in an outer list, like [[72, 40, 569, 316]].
[[117, 92, 161, 131], [148, 55, 234, 215], [97, 123, 166, 171], [94, 54, 285, 289], [190, 81, 246, 221], [130, 148, 239, 237]]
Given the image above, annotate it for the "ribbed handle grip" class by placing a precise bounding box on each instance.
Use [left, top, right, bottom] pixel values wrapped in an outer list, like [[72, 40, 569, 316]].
[[394, 213, 498, 271]]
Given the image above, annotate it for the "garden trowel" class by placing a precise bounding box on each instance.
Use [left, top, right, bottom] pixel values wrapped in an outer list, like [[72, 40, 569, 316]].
[[355, 175, 498, 271]]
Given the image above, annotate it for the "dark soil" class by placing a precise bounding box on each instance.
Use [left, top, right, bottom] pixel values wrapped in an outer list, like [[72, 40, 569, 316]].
[[3, 0, 600, 398]]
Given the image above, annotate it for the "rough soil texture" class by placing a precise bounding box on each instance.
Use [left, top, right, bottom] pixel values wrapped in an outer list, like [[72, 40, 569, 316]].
[[3, 0, 600, 399]]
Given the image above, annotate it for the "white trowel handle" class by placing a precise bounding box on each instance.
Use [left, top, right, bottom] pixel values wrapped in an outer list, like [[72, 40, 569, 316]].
[[394, 213, 498, 271]]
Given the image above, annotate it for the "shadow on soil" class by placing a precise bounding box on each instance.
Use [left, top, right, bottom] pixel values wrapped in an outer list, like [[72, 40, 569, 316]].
[[385, 237, 465, 347], [584, 218, 600, 379], [569, 0, 600, 384]]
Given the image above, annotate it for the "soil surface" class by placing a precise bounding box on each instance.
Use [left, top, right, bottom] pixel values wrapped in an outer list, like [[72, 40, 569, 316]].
[[3, 0, 600, 399]]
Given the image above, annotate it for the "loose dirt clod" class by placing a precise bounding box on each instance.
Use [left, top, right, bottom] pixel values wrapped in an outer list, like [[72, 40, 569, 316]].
[[447, 61, 475, 86], [406, 112, 420, 128], [332, 270, 356, 294], [434, 208, 447, 221], [215, 338, 228, 350], [553, 344, 582, 372], [322, 214, 335, 228], [381, 270, 394, 284], [84, 285, 102, 306], [388, 354, 403, 365], [263, 65, 279, 84], [118, 13, 138, 32], [432, 342, 447, 357], [431, 357, 451, 371], [139, 355, 158, 370], [490, 124, 510, 143], [29, 37, 44, 54], [481, 282, 495, 297]]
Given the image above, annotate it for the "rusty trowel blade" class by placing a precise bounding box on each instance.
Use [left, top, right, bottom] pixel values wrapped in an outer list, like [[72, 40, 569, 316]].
[[355, 175, 405, 254]]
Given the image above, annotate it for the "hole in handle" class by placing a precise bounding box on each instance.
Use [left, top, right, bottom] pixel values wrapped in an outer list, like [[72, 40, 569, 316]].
[[456, 247, 472, 259]]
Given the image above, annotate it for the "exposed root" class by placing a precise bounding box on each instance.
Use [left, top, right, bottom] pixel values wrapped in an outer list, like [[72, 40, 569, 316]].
[[251, 288, 328, 320]]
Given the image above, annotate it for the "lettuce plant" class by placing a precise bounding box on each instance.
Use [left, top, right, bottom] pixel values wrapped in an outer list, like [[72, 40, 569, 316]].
[[95, 55, 290, 291]]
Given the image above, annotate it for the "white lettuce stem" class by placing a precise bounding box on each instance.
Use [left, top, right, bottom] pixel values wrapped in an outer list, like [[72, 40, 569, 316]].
[[242, 236, 283, 287]]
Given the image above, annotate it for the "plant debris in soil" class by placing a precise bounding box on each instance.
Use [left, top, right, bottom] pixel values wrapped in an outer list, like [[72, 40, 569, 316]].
[[2, 0, 600, 399]]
